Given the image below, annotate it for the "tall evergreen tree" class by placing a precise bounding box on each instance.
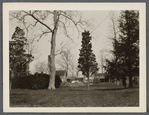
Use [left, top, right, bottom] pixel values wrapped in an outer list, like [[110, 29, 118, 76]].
[[105, 10, 139, 88], [78, 31, 99, 90], [9, 27, 33, 89], [104, 38, 127, 87], [118, 10, 139, 87]]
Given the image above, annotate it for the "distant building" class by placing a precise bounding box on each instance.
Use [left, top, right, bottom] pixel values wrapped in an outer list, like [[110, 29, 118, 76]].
[[94, 73, 105, 82], [126, 75, 139, 85], [67, 76, 76, 82], [84, 76, 94, 83], [77, 77, 84, 82], [55, 70, 67, 82]]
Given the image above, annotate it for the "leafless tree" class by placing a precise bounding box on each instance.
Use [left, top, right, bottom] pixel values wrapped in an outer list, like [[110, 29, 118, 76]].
[[108, 11, 121, 61], [24, 36, 41, 76], [56, 49, 74, 77], [99, 49, 110, 73], [34, 61, 49, 74], [99, 11, 119, 67], [69, 61, 76, 77], [10, 10, 87, 89], [109, 11, 119, 40], [98, 12, 119, 73]]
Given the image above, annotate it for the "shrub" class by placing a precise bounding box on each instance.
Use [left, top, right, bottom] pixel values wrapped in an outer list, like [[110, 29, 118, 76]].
[[12, 73, 61, 89]]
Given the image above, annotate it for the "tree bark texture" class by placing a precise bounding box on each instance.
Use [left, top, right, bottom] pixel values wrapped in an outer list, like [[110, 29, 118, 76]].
[[129, 69, 133, 87], [48, 11, 59, 90], [87, 75, 90, 91], [10, 70, 14, 90], [128, 56, 133, 88]]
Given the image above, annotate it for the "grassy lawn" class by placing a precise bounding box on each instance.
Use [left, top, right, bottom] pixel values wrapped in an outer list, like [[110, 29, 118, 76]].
[[10, 82, 139, 107]]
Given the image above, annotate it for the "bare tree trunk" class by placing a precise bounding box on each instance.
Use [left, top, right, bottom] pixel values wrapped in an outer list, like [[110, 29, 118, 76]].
[[27, 59, 30, 76], [48, 11, 59, 90], [9, 81, 12, 90], [87, 78, 90, 91], [10, 72, 12, 90], [128, 52, 133, 88], [87, 75, 90, 91], [10, 70, 14, 90], [128, 68, 133, 88]]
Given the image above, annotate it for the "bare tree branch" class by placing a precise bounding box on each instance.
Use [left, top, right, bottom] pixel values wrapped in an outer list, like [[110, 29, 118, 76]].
[[22, 10, 53, 32], [56, 48, 74, 76], [34, 61, 49, 73], [60, 13, 82, 39], [10, 10, 89, 89], [109, 11, 119, 40], [37, 31, 51, 42], [59, 20, 73, 42]]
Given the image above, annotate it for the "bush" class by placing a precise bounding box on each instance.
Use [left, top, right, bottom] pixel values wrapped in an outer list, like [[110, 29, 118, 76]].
[[12, 73, 61, 89]]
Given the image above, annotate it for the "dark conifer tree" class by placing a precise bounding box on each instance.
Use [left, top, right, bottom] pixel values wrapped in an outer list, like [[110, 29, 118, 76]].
[[9, 27, 33, 89], [105, 10, 139, 88], [78, 31, 99, 90], [118, 10, 139, 87]]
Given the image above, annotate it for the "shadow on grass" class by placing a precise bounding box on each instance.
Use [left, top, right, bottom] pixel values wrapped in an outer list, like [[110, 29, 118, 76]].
[[68, 88, 126, 91], [68, 87, 139, 91], [68, 89, 88, 91], [94, 88, 126, 91]]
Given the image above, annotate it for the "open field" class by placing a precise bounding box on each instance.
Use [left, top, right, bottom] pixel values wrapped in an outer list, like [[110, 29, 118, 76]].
[[10, 83, 139, 107]]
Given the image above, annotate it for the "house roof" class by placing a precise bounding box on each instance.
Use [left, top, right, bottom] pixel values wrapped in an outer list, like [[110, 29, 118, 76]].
[[67, 77, 76, 80], [56, 70, 66, 76], [94, 73, 105, 79], [77, 77, 83, 79], [96, 73, 105, 76]]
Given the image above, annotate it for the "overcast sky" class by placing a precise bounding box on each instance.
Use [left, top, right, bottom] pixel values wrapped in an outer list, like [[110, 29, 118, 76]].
[[9, 10, 121, 74]]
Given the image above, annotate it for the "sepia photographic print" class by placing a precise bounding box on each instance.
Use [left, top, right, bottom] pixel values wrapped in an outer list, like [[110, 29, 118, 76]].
[[3, 3, 146, 113]]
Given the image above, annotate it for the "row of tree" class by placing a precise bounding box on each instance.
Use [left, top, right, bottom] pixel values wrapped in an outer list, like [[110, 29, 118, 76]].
[[104, 10, 139, 88], [9, 26, 99, 91], [9, 10, 139, 90], [10, 10, 88, 90]]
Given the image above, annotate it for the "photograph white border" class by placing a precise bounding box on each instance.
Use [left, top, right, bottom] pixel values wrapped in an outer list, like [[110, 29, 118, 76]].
[[3, 3, 146, 113]]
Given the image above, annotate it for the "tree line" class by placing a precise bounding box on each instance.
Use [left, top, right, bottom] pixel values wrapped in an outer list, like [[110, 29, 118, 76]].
[[9, 10, 139, 90], [10, 10, 87, 90]]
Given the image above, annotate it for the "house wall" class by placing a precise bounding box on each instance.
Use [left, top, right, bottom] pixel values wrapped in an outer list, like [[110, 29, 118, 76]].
[[95, 75, 105, 80], [60, 76, 67, 83]]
